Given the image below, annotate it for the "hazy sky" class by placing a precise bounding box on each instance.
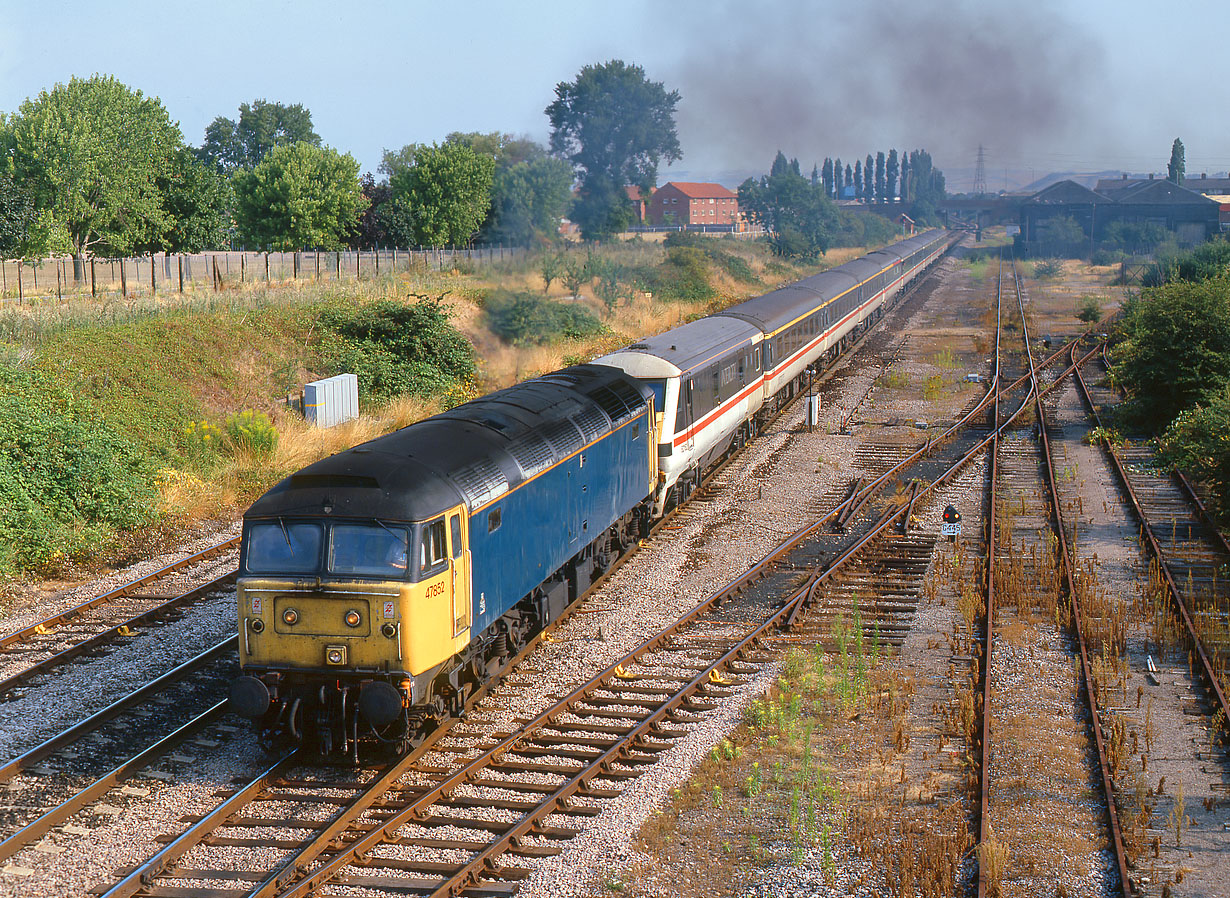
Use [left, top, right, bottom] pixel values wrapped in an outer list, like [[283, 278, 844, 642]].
[[1, 0, 1225, 190]]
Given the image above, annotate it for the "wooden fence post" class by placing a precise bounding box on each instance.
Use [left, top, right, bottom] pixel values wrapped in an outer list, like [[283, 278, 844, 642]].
[[315, 252, 320, 280], [241, 254, 245, 284], [375, 246, 379, 275], [265, 252, 270, 282], [120, 259, 127, 298], [335, 251, 341, 279], [17, 261, 23, 304], [178, 256, 184, 292], [150, 253, 156, 295], [91, 259, 96, 297], [56, 262, 62, 302]]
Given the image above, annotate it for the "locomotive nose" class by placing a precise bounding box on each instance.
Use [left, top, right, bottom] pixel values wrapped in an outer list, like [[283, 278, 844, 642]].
[[230, 675, 271, 718]]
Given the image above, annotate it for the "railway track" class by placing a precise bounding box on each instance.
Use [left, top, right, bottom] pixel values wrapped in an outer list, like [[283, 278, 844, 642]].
[[91, 289, 1115, 898], [0, 541, 239, 700]]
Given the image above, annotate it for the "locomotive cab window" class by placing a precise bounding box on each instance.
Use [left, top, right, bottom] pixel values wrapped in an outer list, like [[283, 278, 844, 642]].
[[245, 522, 323, 574], [420, 518, 448, 573], [330, 523, 410, 578]]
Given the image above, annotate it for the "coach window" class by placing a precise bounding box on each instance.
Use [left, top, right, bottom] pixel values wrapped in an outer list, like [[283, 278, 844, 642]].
[[420, 517, 448, 575]]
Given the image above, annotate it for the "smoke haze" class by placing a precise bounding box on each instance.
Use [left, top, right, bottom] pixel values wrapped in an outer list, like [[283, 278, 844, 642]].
[[661, 0, 1107, 184]]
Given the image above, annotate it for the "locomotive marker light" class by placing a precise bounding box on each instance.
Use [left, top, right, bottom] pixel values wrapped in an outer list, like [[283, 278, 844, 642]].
[[282, 607, 299, 625], [942, 504, 962, 541], [344, 609, 362, 628]]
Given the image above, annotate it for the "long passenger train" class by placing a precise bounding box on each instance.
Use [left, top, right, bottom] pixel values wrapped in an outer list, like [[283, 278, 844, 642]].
[[229, 229, 954, 756]]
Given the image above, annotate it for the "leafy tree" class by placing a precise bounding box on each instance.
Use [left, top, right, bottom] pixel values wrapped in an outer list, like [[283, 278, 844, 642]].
[[844, 164, 853, 199], [348, 173, 392, 249], [484, 155, 573, 245], [900, 152, 911, 202], [1112, 275, 1230, 426], [866, 155, 875, 201], [821, 158, 834, 198], [1161, 386, 1230, 519], [445, 133, 573, 246], [233, 142, 366, 251], [0, 168, 36, 258], [198, 99, 319, 172], [1036, 215, 1086, 257], [546, 60, 681, 240], [156, 149, 232, 253], [875, 152, 886, 204], [834, 158, 843, 197], [738, 152, 839, 260], [382, 142, 494, 247], [7, 75, 184, 275], [905, 150, 947, 224], [810, 164, 819, 187], [854, 159, 864, 201], [887, 149, 899, 203], [1168, 138, 1185, 185], [1100, 221, 1169, 256]]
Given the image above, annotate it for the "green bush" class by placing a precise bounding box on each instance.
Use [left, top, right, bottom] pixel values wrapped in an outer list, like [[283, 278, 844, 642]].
[[225, 410, 278, 453], [647, 246, 716, 302], [1032, 258, 1064, 279], [0, 363, 158, 574], [315, 296, 476, 403], [1142, 237, 1230, 287], [485, 292, 608, 345]]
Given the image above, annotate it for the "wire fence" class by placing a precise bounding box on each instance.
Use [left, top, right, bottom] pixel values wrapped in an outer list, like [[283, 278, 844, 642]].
[[0, 245, 528, 304]]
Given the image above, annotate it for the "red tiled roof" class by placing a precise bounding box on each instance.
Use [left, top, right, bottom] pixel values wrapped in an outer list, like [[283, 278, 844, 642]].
[[625, 185, 653, 202], [660, 181, 737, 199]]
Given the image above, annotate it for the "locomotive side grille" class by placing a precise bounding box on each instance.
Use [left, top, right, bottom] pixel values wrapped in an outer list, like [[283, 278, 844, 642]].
[[506, 431, 556, 477], [573, 406, 609, 443], [451, 459, 510, 507], [541, 419, 584, 456]]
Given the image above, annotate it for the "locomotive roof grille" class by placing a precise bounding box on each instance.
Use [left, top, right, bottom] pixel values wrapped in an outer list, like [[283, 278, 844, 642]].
[[574, 405, 609, 443], [541, 419, 585, 456], [506, 431, 556, 477], [451, 458, 510, 507]]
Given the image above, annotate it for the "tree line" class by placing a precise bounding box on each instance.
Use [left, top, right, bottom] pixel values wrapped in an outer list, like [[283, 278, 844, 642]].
[[0, 61, 684, 271]]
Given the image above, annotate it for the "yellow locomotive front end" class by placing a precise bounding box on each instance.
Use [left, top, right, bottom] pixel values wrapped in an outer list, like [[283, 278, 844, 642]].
[[231, 509, 473, 758]]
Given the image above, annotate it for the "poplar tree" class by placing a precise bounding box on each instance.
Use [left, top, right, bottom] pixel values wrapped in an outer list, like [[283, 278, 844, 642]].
[[854, 159, 864, 200], [875, 152, 886, 204], [887, 149, 899, 203], [1168, 138, 1186, 184]]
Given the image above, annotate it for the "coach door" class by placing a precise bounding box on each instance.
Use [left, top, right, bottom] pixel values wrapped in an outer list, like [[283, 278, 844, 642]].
[[682, 377, 695, 453], [449, 510, 471, 638]]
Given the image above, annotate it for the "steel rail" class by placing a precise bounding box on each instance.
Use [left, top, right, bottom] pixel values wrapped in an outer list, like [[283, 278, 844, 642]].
[[0, 701, 232, 866], [0, 537, 239, 650], [0, 572, 236, 698], [0, 637, 236, 783], [1073, 355, 1230, 740], [975, 251, 1005, 898], [1013, 258, 1132, 898]]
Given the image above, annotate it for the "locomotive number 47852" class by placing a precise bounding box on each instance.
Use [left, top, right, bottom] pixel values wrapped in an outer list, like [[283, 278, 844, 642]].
[[424, 581, 447, 599]]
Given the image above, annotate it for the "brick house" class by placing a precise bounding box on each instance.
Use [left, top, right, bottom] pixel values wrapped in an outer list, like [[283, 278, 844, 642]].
[[647, 182, 740, 227], [625, 186, 652, 224]]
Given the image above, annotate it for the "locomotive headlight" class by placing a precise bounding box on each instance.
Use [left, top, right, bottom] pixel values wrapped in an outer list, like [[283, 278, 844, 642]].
[[344, 609, 362, 628], [325, 644, 347, 665], [282, 608, 300, 626]]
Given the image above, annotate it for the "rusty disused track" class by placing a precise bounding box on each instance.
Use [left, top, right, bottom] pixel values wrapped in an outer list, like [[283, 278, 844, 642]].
[[1005, 256, 1131, 896], [1074, 351, 1230, 741]]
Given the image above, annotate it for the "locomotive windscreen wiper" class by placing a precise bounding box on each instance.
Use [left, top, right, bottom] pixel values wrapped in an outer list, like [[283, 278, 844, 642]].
[[278, 517, 294, 555], [373, 518, 409, 551]]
